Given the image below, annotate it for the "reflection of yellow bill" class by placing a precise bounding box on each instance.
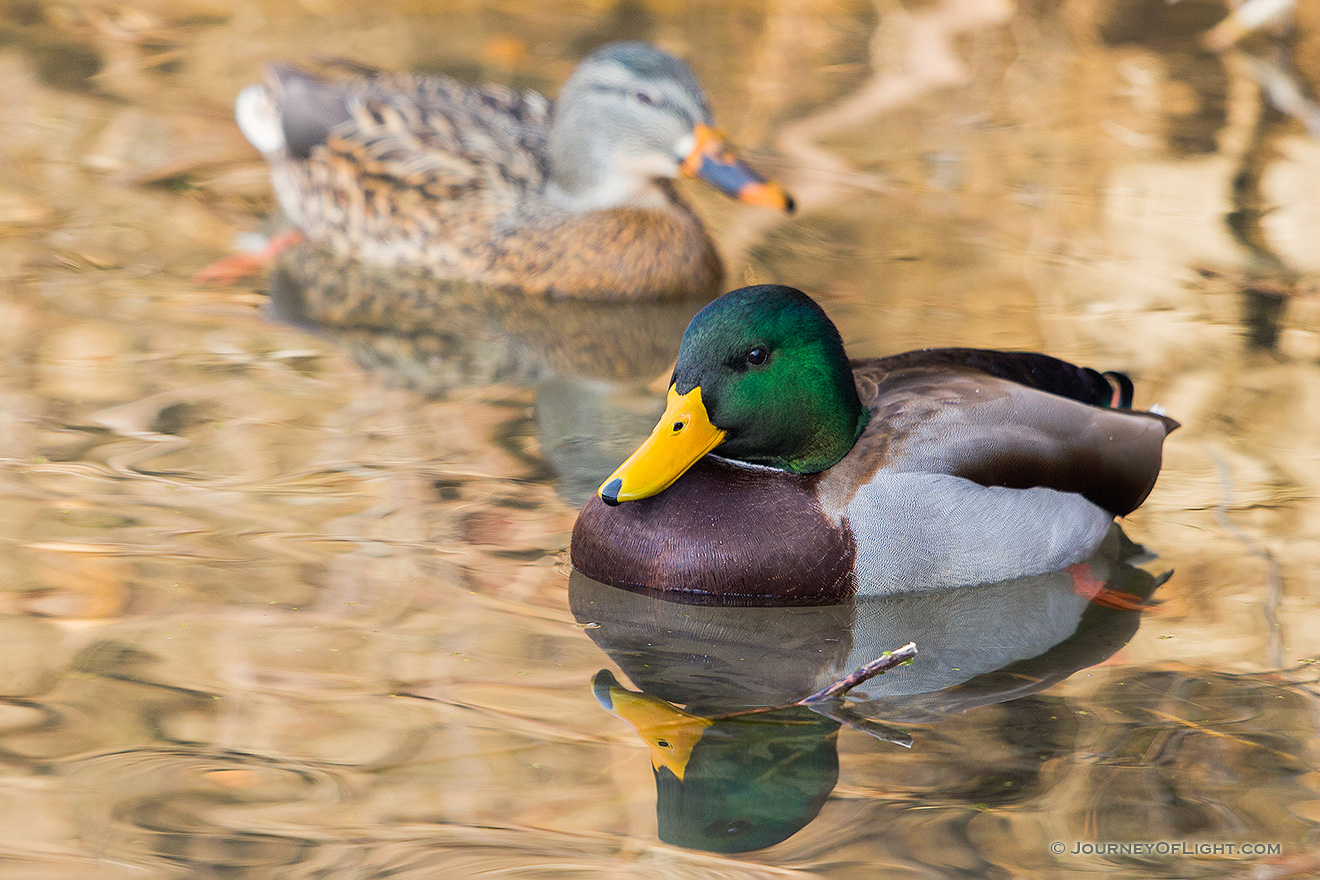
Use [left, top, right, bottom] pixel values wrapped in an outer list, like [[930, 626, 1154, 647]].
[[598, 682, 711, 781], [598, 385, 726, 504]]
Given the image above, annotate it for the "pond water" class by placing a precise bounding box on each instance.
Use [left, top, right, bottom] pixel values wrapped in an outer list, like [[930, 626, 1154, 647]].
[[2, 0, 1320, 877]]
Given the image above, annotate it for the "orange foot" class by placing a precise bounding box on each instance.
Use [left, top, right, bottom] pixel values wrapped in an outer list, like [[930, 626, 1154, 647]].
[[1067, 563, 1157, 612], [194, 230, 304, 286]]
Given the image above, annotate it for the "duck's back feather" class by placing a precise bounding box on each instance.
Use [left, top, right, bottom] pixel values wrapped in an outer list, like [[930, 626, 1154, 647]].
[[833, 350, 1178, 518], [254, 66, 551, 273], [861, 348, 1130, 408], [268, 64, 551, 193]]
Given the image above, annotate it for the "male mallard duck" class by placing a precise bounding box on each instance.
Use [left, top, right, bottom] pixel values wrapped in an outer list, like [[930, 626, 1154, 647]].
[[570, 285, 1179, 603], [233, 42, 793, 299]]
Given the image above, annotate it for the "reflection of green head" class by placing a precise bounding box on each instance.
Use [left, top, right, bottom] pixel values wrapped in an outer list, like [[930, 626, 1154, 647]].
[[595, 671, 840, 853], [655, 710, 840, 853]]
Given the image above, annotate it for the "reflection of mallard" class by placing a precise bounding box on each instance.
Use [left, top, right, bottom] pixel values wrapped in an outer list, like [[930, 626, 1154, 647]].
[[578, 587, 850, 853], [573, 285, 1178, 602], [236, 42, 792, 299], [572, 528, 1167, 853], [266, 242, 703, 382], [265, 243, 708, 502]]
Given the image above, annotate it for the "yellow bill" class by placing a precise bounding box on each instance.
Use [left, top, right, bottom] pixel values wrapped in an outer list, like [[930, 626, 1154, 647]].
[[598, 385, 726, 505]]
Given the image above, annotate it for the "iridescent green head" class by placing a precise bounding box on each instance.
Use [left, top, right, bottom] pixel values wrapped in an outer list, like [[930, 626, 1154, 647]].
[[599, 285, 869, 504]]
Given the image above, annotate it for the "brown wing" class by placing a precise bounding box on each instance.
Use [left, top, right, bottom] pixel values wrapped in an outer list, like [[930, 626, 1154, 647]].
[[845, 352, 1178, 517], [344, 72, 549, 203]]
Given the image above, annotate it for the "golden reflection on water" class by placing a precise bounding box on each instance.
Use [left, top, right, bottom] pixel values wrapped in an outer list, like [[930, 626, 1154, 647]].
[[2, 0, 1320, 877]]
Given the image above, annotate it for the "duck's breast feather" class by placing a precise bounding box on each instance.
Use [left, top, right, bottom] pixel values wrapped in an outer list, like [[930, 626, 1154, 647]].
[[571, 457, 855, 604]]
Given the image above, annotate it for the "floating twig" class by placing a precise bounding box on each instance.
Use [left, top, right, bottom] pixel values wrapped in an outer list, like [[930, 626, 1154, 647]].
[[709, 642, 918, 728], [801, 642, 918, 704]]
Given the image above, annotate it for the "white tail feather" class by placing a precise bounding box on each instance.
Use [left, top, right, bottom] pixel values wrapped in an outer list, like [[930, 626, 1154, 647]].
[[235, 84, 285, 154]]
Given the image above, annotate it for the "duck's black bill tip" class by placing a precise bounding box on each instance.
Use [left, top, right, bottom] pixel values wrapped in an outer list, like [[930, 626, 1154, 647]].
[[600, 478, 623, 506], [784, 194, 796, 214]]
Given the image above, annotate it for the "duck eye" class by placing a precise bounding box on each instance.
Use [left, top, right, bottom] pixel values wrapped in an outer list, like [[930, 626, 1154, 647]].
[[635, 91, 654, 105], [746, 347, 768, 366]]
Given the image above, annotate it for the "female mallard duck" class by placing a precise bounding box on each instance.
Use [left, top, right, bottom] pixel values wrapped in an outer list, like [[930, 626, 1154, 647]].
[[570, 285, 1179, 603], [234, 42, 793, 299]]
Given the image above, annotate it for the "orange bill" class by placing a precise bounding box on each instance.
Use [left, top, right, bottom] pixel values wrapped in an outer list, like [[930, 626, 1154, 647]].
[[679, 124, 794, 213], [598, 385, 726, 505]]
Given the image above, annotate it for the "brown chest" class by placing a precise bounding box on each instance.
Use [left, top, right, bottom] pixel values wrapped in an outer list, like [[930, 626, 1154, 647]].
[[570, 457, 856, 604]]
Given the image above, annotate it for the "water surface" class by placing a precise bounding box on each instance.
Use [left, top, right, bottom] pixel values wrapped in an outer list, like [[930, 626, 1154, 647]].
[[2, 0, 1320, 877]]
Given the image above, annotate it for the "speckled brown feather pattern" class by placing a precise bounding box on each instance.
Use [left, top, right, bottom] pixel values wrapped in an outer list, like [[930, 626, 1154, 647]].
[[261, 69, 723, 300]]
